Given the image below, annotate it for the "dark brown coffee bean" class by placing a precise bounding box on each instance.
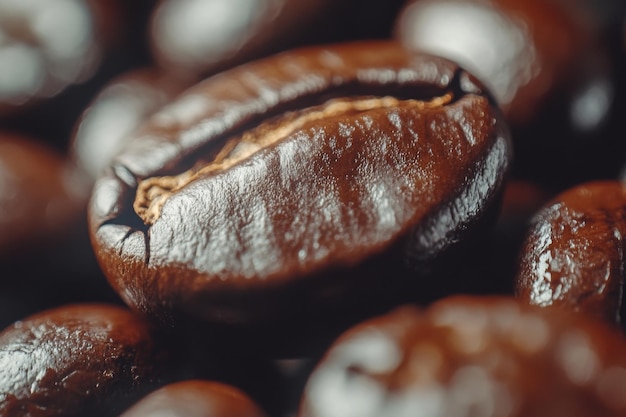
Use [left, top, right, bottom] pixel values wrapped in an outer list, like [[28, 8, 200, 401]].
[[394, 0, 616, 189], [120, 380, 266, 417], [394, 0, 608, 127], [88, 41, 511, 331], [515, 181, 626, 325], [299, 296, 626, 417], [148, 0, 341, 81], [0, 304, 163, 417]]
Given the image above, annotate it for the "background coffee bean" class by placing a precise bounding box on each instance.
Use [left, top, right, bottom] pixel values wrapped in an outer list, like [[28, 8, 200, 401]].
[[394, 0, 621, 191], [120, 380, 267, 417], [0, 304, 165, 417], [516, 181, 626, 325], [300, 296, 626, 417]]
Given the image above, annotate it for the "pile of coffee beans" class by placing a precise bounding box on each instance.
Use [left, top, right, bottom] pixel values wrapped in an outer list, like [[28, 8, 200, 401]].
[[0, 0, 625, 416]]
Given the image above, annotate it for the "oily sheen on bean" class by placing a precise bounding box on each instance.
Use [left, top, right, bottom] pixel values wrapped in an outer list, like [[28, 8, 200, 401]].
[[0, 304, 161, 417], [516, 181, 626, 324], [299, 296, 626, 417], [88, 41, 511, 327]]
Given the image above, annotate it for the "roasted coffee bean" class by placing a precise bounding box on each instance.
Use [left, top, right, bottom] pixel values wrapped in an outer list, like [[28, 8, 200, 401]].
[[150, 330, 286, 415], [394, 0, 609, 127], [120, 380, 267, 417], [70, 67, 188, 184], [394, 0, 616, 188], [88, 41, 511, 333], [497, 181, 553, 235], [148, 0, 342, 81], [299, 296, 626, 417], [0, 1, 624, 416], [0, 304, 163, 417], [515, 181, 626, 325]]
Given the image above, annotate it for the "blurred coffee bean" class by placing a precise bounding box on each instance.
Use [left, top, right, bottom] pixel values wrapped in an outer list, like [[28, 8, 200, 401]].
[[300, 296, 626, 417], [148, 0, 345, 81], [120, 380, 267, 417], [394, 0, 618, 190], [516, 181, 626, 325]]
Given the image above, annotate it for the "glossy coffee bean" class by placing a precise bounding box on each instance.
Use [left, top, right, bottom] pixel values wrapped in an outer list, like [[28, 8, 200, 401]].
[[120, 380, 266, 417], [516, 181, 626, 325], [300, 296, 626, 417], [0, 304, 163, 417], [88, 41, 511, 331], [394, 0, 608, 126], [148, 0, 341, 81], [70, 67, 187, 184], [394, 0, 616, 188]]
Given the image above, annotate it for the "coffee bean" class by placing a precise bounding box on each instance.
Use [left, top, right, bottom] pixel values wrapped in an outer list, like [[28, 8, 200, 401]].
[[148, 0, 342, 81], [300, 296, 626, 417], [88, 41, 511, 337], [394, 0, 617, 189], [120, 380, 267, 417], [516, 181, 626, 324], [0, 304, 163, 417]]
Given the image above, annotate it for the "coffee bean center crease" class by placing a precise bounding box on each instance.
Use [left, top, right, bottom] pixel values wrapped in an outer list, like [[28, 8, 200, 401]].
[[133, 93, 454, 225]]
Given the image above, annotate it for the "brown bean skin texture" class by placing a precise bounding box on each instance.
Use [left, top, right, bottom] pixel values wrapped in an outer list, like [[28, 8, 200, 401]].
[[120, 380, 267, 417], [0, 304, 161, 417], [88, 41, 511, 327], [515, 181, 626, 325], [299, 296, 626, 417]]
